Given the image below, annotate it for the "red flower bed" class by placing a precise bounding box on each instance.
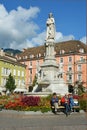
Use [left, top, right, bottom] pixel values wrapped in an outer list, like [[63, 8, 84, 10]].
[[21, 96, 40, 106], [73, 95, 79, 99], [4, 96, 41, 110], [5, 101, 25, 110]]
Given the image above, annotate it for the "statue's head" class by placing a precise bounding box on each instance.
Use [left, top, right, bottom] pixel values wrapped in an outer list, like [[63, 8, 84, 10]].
[[49, 13, 53, 18]]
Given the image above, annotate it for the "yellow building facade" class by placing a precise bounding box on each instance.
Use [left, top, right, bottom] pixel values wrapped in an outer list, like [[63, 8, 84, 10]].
[[0, 49, 26, 93]]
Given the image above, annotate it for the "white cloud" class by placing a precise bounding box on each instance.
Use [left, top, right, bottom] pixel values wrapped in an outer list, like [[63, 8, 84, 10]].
[[0, 4, 84, 50], [55, 32, 75, 42], [0, 4, 40, 50], [80, 36, 86, 44], [31, 31, 46, 46], [20, 31, 75, 49]]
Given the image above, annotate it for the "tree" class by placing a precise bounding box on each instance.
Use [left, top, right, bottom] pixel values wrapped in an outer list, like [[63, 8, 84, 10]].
[[68, 84, 74, 94], [74, 81, 85, 95], [32, 75, 37, 87], [29, 75, 37, 92], [5, 73, 16, 93]]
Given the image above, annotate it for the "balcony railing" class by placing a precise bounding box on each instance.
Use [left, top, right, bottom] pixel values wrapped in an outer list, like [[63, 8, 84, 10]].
[[67, 80, 73, 84], [66, 70, 73, 74], [76, 70, 82, 74], [29, 65, 32, 69]]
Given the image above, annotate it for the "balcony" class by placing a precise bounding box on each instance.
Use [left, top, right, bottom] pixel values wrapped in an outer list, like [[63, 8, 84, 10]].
[[1, 73, 9, 77], [76, 59, 86, 64], [67, 80, 73, 84], [66, 70, 73, 75], [76, 70, 82, 74], [29, 65, 32, 69]]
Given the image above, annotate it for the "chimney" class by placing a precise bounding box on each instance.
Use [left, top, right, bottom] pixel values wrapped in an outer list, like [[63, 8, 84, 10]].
[[0, 48, 5, 56]]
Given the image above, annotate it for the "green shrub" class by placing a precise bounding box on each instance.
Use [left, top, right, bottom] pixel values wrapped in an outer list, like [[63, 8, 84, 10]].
[[40, 106, 51, 113], [29, 106, 40, 112], [79, 99, 87, 111]]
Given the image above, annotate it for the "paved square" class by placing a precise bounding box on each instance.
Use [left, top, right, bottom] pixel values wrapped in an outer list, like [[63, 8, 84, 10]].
[[0, 111, 87, 130]]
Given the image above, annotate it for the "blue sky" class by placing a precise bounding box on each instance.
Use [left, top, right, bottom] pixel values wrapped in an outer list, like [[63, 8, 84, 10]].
[[0, 0, 86, 50]]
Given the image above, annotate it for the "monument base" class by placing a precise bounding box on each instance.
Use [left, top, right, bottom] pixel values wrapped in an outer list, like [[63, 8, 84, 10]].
[[32, 78, 68, 96], [43, 83, 68, 95]]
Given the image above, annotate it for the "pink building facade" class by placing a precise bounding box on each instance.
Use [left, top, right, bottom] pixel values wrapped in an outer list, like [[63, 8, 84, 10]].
[[16, 40, 87, 90]]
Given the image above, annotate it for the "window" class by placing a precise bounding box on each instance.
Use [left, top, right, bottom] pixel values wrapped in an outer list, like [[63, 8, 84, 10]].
[[60, 50, 65, 54], [21, 80, 25, 85], [30, 76, 32, 83], [13, 69, 16, 76], [30, 61, 32, 66], [23, 56, 25, 59], [8, 69, 11, 75], [39, 53, 41, 57], [18, 79, 21, 85], [60, 58, 63, 63], [6, 68, 8, 75], [25, 56, 27, 59], [36, 60, 39, 66], [29, 61, 32, 68], [68, 66, 72, 71], [80, 57, 83, 61], [30, 69, 32, 74], [78, 64, 81, 71], [15, 79, 17, 85], [2, 67, 4, 74], [80, 57, 85, 62], [1, 78, 6, 86], [2, 68, 10, 75], [69, 75, 72, 80], [30, 54, 34, 58], [44, 53, 45, 56], [79, 48, 84, 53], [21, 71, 24, 77], [67, 74, 73, 83], [68, 57, 72, 62], [78, 74, 82, 81], [67, 75, 72, 83], [19, 57, 21, 60], [18, 70, 20, 76]]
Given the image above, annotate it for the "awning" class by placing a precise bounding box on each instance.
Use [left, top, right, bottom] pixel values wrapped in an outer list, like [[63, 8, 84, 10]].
[[14, 88, 28, 92]]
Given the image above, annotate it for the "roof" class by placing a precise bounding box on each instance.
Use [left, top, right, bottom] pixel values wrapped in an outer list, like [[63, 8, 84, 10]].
[[0, 55, 26, 68], [17, 40, 87, 61]]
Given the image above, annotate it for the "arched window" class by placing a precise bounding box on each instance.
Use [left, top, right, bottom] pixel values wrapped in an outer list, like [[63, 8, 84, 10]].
[[79, 48, 84, 53]]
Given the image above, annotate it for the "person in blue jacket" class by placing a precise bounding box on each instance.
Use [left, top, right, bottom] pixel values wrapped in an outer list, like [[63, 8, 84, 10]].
[[69, 94, 75, 112], [51, 93, 59, 114]]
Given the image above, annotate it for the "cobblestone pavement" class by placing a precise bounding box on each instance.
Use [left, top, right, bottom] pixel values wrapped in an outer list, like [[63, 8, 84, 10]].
[[0, 110, 87, 130]]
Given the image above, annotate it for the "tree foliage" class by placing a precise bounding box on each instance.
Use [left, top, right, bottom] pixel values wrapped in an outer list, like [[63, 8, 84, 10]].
[[75, 81, 85, 95], [32, 75, 37, 87], [5, 73, 16, 92], [68, 85, 74, 94]]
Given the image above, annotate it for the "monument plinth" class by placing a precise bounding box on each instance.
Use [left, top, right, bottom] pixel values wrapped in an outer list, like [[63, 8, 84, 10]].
[[32, 13, 68, 95]]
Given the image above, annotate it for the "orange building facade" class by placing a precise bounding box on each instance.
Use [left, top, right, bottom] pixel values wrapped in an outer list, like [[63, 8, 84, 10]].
[[16, 40, 87, 91]]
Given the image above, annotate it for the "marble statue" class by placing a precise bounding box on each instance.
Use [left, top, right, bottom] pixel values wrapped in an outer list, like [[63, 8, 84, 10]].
[[46, 13, 55, 40], [32, 13, 68, 95], [45, 13, 55, 58]]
